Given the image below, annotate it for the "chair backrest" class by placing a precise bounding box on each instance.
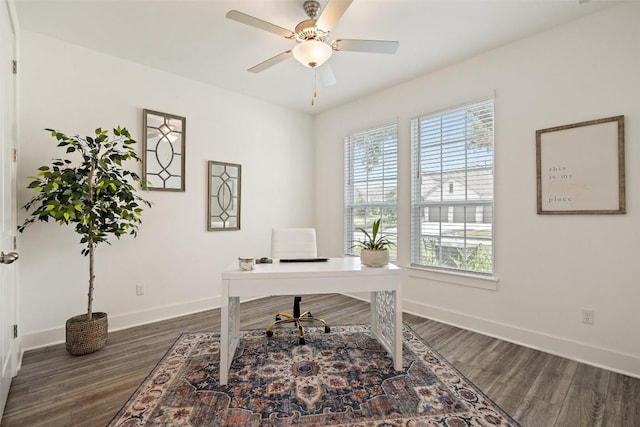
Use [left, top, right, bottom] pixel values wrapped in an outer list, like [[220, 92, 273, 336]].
[[271, 228, 317, 259]]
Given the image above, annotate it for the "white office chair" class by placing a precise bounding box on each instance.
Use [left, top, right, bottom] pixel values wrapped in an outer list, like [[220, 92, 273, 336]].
[[266, 228, 330, 344]]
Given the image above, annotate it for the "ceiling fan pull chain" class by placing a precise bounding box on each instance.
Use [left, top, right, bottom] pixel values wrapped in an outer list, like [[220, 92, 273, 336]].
[[311, 69, 315, 106], [311, 68, 318, 106]]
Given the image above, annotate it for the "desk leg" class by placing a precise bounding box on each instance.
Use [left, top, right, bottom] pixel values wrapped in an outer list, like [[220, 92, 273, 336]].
[[371, 289, 402, 372], [220, 279, 240, 386]]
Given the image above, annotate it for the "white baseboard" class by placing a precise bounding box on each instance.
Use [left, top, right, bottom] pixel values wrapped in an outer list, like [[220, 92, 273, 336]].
[[402, 299, 640, 379], [20, 297, 222, 351]]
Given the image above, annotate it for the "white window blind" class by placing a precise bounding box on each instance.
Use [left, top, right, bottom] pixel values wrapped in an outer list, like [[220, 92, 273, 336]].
[[344, 123, 398, 259], [410, 98, 494, 274]]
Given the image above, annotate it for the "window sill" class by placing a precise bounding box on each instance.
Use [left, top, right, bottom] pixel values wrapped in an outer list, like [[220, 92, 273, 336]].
[[406, 266, 498, 291]]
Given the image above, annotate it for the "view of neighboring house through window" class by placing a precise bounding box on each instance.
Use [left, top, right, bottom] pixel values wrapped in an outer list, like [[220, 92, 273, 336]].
[[410, 98, 494, 275], [344, 123, 398, 260]]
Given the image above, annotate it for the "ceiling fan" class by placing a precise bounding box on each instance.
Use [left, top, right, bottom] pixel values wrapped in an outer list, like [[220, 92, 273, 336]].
[[226, 0, 399, 86]]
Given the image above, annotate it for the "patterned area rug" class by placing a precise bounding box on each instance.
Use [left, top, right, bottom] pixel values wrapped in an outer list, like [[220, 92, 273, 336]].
[[108, 324, 520, 426]]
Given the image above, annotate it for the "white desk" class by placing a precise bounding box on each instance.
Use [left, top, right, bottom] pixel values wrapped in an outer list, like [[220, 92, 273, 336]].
[[220, 257, 402, 385]]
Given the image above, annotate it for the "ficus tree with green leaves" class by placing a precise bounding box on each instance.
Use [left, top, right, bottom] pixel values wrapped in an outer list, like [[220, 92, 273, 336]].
[[19, 127, 151, 321]]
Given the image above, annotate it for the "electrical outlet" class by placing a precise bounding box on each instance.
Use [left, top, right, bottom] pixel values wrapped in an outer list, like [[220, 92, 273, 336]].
[[136, 284, 145, 296], [581, 309, 594, 325]]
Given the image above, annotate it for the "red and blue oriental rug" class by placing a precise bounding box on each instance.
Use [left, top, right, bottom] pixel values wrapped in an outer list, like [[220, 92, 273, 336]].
[[108, 324, 520, 426]]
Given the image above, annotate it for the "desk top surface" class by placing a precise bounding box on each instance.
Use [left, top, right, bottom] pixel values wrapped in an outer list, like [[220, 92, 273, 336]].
[[222, 257, 400, 279]]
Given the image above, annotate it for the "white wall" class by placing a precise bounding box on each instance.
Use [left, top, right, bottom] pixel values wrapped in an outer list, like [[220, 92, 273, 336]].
[[17, 31, 314, 349], [314, 3, 640, 377], [16, 3, 640, 378]]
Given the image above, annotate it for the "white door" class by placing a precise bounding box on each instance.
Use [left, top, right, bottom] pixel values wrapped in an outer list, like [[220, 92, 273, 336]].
[[0, 0, 18, 416]]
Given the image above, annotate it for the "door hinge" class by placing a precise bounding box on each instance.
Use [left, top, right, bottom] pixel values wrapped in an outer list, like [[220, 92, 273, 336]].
[[13, 324, 17, 339], [12, 147, 17, 162], [12, 60, 16, 75], [13, 235, 17, 250]]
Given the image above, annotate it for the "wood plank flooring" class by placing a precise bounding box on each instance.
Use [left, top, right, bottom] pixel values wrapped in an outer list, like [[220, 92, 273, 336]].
[[2, 294, 638, 426]]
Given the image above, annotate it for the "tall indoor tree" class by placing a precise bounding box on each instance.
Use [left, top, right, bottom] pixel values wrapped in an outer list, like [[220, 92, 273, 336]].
[[19, 126, 151, 354]]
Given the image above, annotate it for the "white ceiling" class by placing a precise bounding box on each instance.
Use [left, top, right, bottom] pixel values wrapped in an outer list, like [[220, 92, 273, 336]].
[[13, 0, 619, 115]]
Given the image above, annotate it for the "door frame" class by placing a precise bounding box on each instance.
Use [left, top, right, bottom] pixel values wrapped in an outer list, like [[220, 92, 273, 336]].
[[0, 0, 20, 418]]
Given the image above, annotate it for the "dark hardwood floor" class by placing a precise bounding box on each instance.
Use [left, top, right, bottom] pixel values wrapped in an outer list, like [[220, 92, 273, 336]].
[[2, 294, 638, 426]]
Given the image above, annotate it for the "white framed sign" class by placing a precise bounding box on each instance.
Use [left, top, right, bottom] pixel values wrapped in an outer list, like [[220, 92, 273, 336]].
[[536, 115, 625, 214]]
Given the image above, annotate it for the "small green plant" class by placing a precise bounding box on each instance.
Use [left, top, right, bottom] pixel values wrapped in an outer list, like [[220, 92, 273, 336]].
[[351, 217, 395, 251]]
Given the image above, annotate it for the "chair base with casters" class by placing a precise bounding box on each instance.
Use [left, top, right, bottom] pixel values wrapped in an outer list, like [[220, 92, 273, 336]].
[[265, 296, 331, 345]]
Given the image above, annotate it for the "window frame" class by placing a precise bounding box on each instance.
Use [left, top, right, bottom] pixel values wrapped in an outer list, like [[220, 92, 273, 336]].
[[410, 98, 495, 276], [344, 122, 398, 260]]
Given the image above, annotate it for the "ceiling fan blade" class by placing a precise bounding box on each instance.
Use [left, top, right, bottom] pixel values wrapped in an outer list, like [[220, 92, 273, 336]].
[[316, 0, 353, 32], [333, 39, 399, 54], [318, 62, 337, 86], [226, 10, 294, 39], [248, 51, 293, 73]]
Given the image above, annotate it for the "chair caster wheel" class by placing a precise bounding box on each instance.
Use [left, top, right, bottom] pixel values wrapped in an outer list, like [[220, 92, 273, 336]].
[[324, 326, 331, 333], [299, 338, 305, 345], [266, 330, 273, 337]]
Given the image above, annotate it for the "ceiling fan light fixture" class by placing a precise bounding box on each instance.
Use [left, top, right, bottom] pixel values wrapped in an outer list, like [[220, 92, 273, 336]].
[[292, 39, 332, 68]]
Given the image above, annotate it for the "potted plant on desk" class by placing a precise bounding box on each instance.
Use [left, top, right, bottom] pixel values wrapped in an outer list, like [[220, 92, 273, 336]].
[[351, 217, 395, 267], [19, 127, 151, 355]]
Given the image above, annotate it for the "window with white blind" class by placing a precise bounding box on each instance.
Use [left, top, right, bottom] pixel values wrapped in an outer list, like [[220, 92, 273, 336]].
[[410, 99, 494, 275], [344, 123, 398, 260]]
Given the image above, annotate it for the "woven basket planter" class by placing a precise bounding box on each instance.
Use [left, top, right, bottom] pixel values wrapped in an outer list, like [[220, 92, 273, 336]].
[[360, 249, 390, 267], [65, 312, 108, 356]]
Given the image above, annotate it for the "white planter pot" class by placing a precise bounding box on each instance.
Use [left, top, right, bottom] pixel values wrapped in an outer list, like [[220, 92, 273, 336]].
[[360, 249, 389, 267]]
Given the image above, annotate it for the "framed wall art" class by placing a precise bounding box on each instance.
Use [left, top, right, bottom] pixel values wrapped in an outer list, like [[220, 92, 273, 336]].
[[536, 115, 625, 214], [143, 109, 186, 191], [208, 161, 241, 231]]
